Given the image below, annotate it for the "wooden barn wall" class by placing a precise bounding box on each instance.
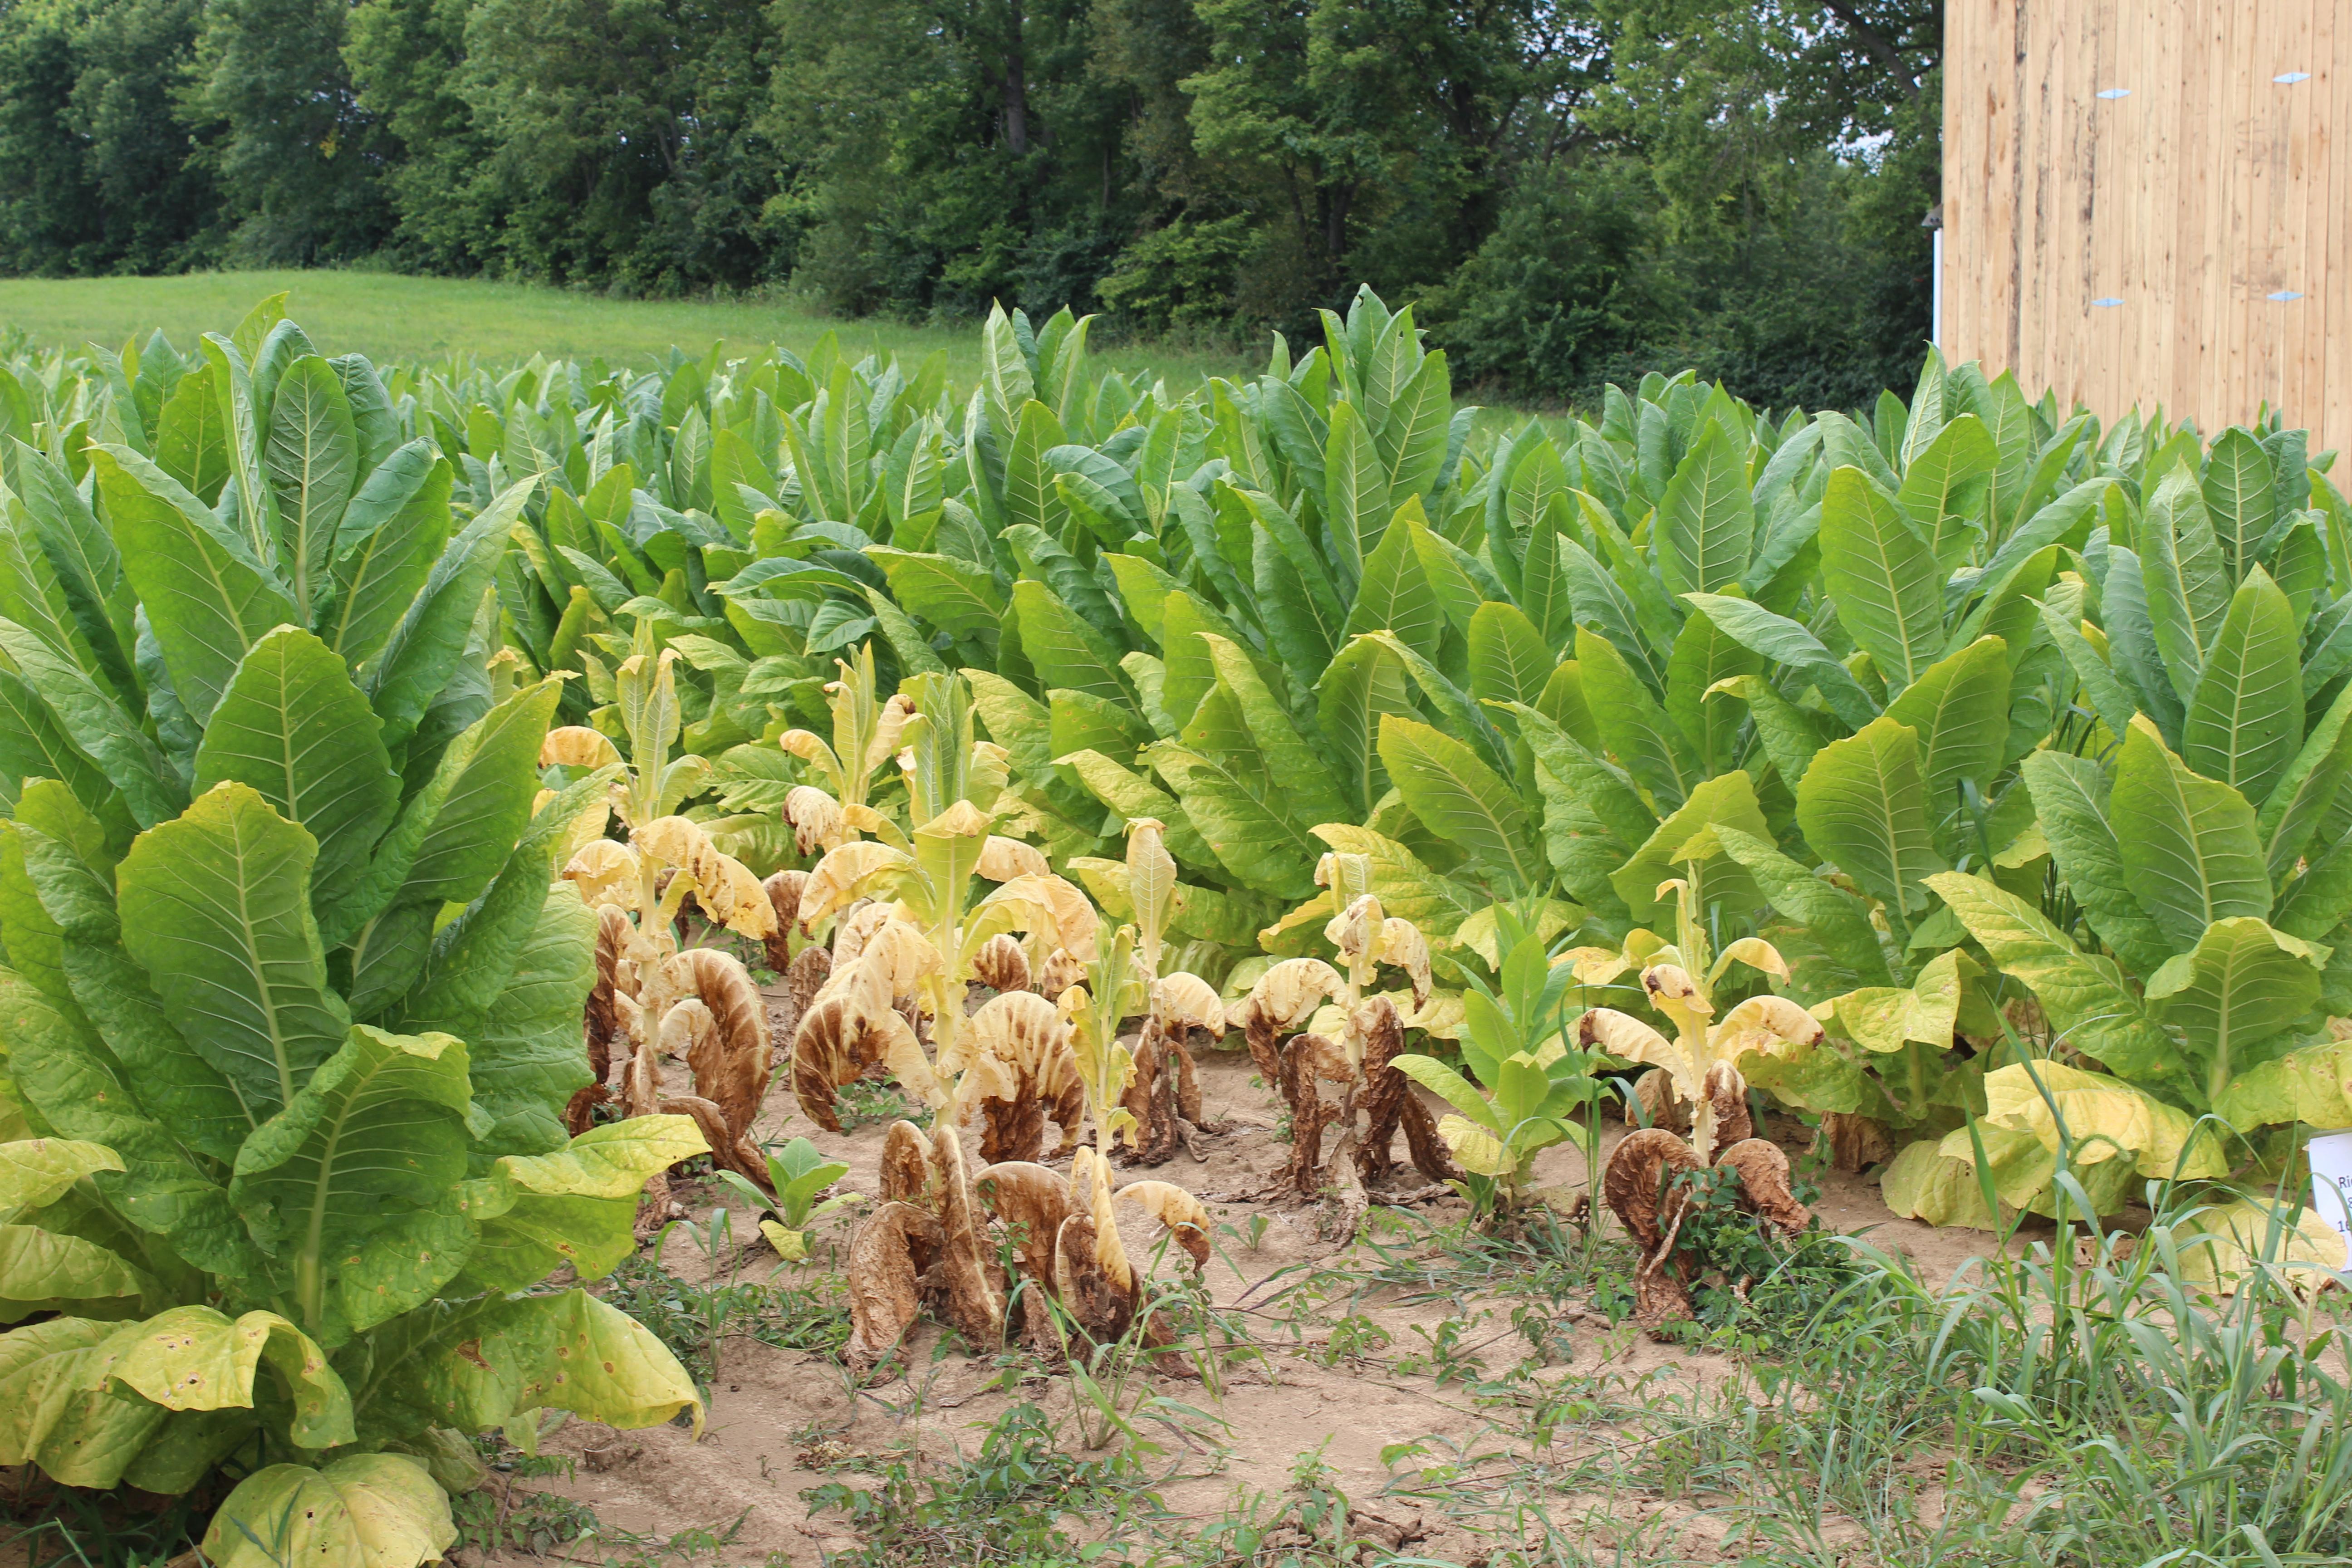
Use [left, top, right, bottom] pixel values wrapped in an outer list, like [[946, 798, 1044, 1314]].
[[1943, 0, 2346, 451]]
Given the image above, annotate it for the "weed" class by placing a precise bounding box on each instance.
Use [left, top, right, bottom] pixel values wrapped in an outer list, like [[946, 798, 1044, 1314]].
[[833, 1077, 916, 1130], [599, 1254, 852, 1387], [1395, 1313, 1494, 1386], [804, 1402, 1159, 1566], [3, 1481, 213, 1568], [1308, 1311, 1393, 1367]]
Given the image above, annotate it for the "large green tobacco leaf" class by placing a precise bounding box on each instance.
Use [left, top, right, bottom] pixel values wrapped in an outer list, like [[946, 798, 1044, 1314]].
[[348, 1289, 701, 1443], [0, 1318, 171, 1485], [2179, 567, 2301, 806], [1343, 513, 1443, 660], [1656, 420, 1752, 599], [1323, 402, 1390, 583], [92, 447, 300, 729], [1660, 605, 1761, 776], [203, 1454, 453, 1568], [2256, 681, 2352, 880], [2200, 427, 2275, 581], [1376, 715, 1545, 892], [2143, 917, 2326, 1105], [1818, 466, 1943, 692], [229, 1027, 475, 1340], [1575, 629, 1696, 810], [262, 355, 359, 612], [461, 885, 600, 1160], [116, 783, 350, 1120], [1896, 412, 1995, 568], [0, 972, 255, 1277], [1883, 635, 2011, 813], [1315, 635, 1414, 818], [1712, 825, 1893, 995], [0, 1225, 150, 1322], [869, 549, 1005, 638], [2141, 464, 2232, 695], [320, 454, 451, 670], [1925, 872, 2187, 1093], [455, 1116, 707, 1293], [1681, 593, 1881, 731], [366, 477, 535, 746], [192, 627, 401, 896], [0, 1138, 125, 1208], [0, 617, 184, 830], [1202, 635, 1348, 830], [2110, 716, 2271, 951], [1013, 579, 1128, 706], [396, 677, 561, 907], [2021, 751, 2174, 976], [1794, 717, 1945, 915], [1149, 744, 1319, 900], [1609, 770, 1769, 924]]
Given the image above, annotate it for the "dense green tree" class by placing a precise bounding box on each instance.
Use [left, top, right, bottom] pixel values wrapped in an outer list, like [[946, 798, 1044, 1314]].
[[461, 0, 782, 289], [189, 0, 392, 261], [0, 0, 219, 274], [0, 0, 1945, 408], [345, 0, 502, 271]]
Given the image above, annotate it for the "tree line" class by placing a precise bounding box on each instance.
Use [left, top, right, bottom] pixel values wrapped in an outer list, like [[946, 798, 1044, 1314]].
[[0, 0, 1940, 408]]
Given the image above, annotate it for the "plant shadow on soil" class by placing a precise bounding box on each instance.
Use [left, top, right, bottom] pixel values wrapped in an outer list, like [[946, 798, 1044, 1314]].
[[421, 1009, 2352, 1568]]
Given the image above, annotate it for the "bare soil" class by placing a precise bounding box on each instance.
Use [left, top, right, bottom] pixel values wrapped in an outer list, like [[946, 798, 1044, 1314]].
[[472, 1030, 2014, 1568]]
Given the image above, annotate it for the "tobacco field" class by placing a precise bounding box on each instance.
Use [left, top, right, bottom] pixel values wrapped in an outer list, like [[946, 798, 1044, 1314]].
[[2, 289, 2351, 1568]]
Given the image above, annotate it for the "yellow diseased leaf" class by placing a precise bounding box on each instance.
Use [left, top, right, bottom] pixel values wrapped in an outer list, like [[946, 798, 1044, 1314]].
[[2173, 1198, 2348, 1288], [759, 1220, 808, 1262], [1437, 1114, 1510, 1176], [1879, 1138, 1998, 1229]]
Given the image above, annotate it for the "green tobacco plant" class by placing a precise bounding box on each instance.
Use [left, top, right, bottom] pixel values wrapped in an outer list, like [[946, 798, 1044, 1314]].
[[1390, 902, 1613, 1220], [712, 1136, 860, 1263], [0, 316, 702, 1566], [1884, 706, 2352, 1222]]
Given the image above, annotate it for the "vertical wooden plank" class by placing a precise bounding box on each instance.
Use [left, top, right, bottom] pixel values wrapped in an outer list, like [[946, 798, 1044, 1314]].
[[2315, 0, 2347, 452]]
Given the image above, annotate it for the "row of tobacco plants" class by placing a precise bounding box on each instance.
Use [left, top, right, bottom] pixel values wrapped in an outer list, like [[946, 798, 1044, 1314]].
[[3, 288, 2352, 1563]]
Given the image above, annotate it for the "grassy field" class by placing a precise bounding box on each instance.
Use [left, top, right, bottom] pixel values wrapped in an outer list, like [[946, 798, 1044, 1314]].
[[0, 269, 1264, 386]]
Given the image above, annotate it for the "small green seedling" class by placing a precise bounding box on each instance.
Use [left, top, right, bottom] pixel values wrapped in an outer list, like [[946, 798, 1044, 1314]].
[[715, 1137, 864, 1261]]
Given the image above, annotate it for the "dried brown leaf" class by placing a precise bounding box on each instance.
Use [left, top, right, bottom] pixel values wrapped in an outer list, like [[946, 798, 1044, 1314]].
[[845, 1201, 943, 1369]]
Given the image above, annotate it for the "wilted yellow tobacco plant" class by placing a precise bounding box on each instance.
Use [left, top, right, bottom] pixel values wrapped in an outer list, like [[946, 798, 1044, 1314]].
[[777, 642, 914, 853], [1232, 852, 1455, 1230], [556, 629, 779, 1225], [1571, 873, 1819, 1324]]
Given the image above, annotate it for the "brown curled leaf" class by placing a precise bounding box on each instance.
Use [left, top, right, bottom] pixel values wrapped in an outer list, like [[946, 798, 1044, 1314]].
[[1036, 946, 1087, 1000], [1352, 997, 1408, 1181], [761, 870, 808, 972], [1714, 1137, 1812, 1236], [1693, 1059, 1753, 1161], [636, 816, 778, 937], [879, 1120, 932, 1205], [664, 948, 771, 1139], [1622, 1067, 1690, 1134], [1121, 1018, 1181, 1166], [563, 1083, 610, 1139], [970, 933, 1032, 994], [786, 786, 849, 855], [1051, 1212, 1135, 1343], [928, 1123, 1005, 1350], [564, 839, 640, 914], [1816, 1111, 1895, 1173], [845, 1201, 944, 1370], [958, 990, 1084, 1163], [585, 905, 633, 1083], [1113, 1180, 1212, 1270], [540, 725, 623, 769], [973, 1161, 1073, 1289], [657, 1093, 766, 1187], [1396, 1093, 1459, 1186], [791, 994, 909, 1132], [1603, 1127, 1707, 1255]]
